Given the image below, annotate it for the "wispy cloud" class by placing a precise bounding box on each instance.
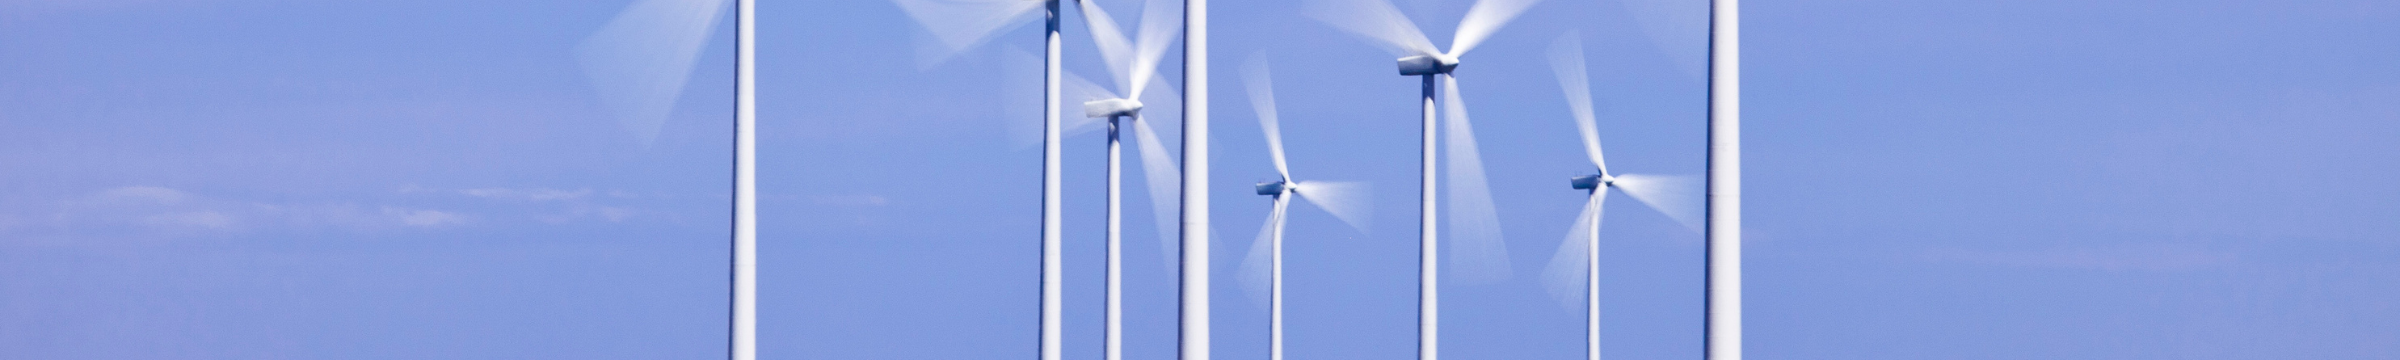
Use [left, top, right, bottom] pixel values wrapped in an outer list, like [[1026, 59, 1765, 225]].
[[4, 186, 475, 240], [1920, 245, 2237, 272], [459, 188, 593, 201], [811, 194, 890, 207], [536, 205, 638, 224], [401, 186, 653, 223], [384, 207, 468, 227]]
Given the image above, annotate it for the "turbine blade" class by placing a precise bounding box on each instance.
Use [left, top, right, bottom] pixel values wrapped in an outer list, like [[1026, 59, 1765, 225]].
[[1548, 31, 1606, 173], [1001, 46, 1046, 149], [1126, 0, 1182, 99], [576, 0, 732, 147], [1611, 173, 1703, 232], [1237, 197, 1290, 310], [1448, 0, 1543, 57], [1541, 192, 1604, 311], [1243, 55, 1291, 179], [891, 0, 1045, 68], [1295, 181, 1373, 233], [1063, 69, 1117, 137], [1302, 0, 1438, 57], [1010, 46, 1115, 149], [1620, 0, 1708, 79], [1131, 117, 1184, 265], [1139, 71, 1183, 130], [998, 46, 1046, 148], [1075, 0, 1138, 94], [1441, 75, 1512, 283]]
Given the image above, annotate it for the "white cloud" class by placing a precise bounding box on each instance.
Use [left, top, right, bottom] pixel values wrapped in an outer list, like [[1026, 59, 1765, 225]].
[[597, 207, 635, 222], [812, 194, 890, 207], [461, 188, 593, 201], [2, 186, 480, 239], [95, 186, 190, 205], [1921, 245, 2237, 272], [419, 186, 652, 223], [383, 207, 468, 227], [141, 211, 235, 229]]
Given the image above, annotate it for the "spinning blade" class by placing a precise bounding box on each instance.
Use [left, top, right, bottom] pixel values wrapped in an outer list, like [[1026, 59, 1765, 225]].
[[1295, 181, 1374, 233], [1237, 196, 1291, 309], [1447, 0, 1544, 57], [1541, 192, 1604, 310], [1302, 0, 1438, 57], [1131, 116, 1182, 265], [1075, 0, 1137, 94], [1441, 75, 1512, 283], [576, 0, 733, 147], [1244, 56, 1291, 179], [891, 0, 1046, 68], [1002, 47, 1114, 149], [1549, 31, 1607, 173], [1126, 0, 1180, 99], [1611, 173, 1702, 232]]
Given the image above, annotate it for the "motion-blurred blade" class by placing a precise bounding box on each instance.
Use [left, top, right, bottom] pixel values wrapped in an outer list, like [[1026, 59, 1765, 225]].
[[1075, 0, 1137, 94], [1131, 117, 1183, 264], [1138, 72, 1183, 131], [1237, 198, 1289, 310], [1302, 0, 1438, 57], [1295, 181, 1373, 233], [1126, 0, 1181, 99], [1063, 70, 1116, 137], [1005, 47, 1115, 149], [1610, 173, 1702, 232], [1441, 75, 1512, 283], [576, 0, 732, 147], [1243, 56, 1291, 179], [1447, 0, 1543, 57], [891, 0, 1045, 68], [1548, 32, 1607, 172], [1541, 193, 1603, 310], [1619, 0, 1706, 79]]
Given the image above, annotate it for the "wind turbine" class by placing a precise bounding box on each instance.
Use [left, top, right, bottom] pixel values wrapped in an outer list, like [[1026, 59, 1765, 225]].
[[1303, 0, 1542, 357], [1536, 32, 1703, 360], [1233, 57, 1374, 360], [573, 0, 752, 358], [888, 1, 1071, 358], [1072, 0, 1182, 358]]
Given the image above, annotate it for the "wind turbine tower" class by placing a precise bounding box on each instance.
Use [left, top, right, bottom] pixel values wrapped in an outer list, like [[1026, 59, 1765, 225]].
[[1706, 0, 1742, 359], [1178, 0, 1211, 359]]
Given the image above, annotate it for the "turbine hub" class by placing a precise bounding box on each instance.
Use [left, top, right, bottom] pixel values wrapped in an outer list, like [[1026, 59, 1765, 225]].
[[1083, 98, 1144, 118], [1255, 180, 1289, 196], [1397, 54, 1460, 76]]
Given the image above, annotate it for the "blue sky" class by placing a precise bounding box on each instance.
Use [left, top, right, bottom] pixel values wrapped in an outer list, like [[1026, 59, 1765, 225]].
[[2, 0, 2395, 359]]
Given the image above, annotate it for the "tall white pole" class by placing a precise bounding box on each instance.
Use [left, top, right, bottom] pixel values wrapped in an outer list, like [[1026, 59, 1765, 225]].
[[1417, 74, 1440, 360], [1268, 194, 1290, 360], [730, 0, 756, 359], [1179, 0, 1210, 358], [1586, 190, 1601, 360], [1107, 116, 1125, 360], [1041, 0, 1065, 359], [1704, 0, 1742, 359]]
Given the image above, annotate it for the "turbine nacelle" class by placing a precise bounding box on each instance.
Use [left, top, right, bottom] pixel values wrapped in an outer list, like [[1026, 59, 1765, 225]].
[[1255, 180, 1290, 196], [1397, 54, 1460, 76], [1084, 98, 1145, 118], [1570, 174, 1613, 190]]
